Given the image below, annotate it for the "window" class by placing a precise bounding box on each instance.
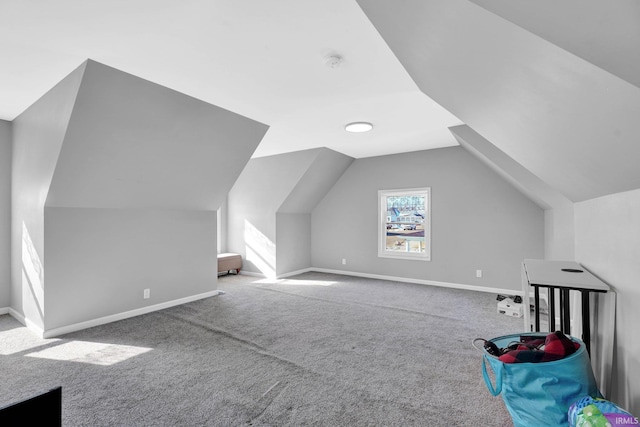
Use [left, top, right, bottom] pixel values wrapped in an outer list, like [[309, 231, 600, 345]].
[[378, 187, 431, 261]]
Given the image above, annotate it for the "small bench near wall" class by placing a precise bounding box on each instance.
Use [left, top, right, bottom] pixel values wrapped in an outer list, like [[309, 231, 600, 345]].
[[218, 253, 242, 275]]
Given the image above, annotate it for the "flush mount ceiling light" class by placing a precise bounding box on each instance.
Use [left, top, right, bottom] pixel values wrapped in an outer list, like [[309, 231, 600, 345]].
[[344, 122, 373, 133]]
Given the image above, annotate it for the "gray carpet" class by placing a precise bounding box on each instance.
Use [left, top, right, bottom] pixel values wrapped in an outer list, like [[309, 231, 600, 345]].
[[0, 272, 522, 426]]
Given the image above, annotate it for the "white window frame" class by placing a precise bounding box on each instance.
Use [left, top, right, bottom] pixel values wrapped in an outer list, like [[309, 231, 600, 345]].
[[378, 187, 431, 261]]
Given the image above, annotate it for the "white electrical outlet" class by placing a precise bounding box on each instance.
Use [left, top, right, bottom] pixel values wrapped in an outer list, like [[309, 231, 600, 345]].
[[143, 288, 150, 299], [342, 258, 347, 265], [476, 269, 482, 278]]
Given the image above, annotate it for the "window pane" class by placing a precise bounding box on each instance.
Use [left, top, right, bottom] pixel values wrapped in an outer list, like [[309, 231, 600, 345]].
[[379, 188, 430, 261]]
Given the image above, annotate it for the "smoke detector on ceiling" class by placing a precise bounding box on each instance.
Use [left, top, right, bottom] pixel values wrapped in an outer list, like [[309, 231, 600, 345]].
[[325, 54, 344, 68]]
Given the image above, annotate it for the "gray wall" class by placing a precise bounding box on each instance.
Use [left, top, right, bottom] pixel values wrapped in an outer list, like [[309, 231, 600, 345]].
[[451, 124, 575, 260], [544, 204, 575, 261], [0, 120, 11, 308], [227, 149, 320, 276], [575, 189, 640, 415], [12, 63, 86, 330], [276, 213, 311, 275], [228, 148, 352, 277], [12, 60, 267, 334], [44, 207, 216, 330], [311, 147, 544, 291]]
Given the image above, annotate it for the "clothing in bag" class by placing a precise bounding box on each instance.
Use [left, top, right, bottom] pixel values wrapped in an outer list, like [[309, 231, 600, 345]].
[[479, 332, 601, 427]]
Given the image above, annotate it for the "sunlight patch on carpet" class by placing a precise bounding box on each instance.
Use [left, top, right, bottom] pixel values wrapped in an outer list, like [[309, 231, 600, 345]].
[[0, 328, 61, 355], [26, 341, 152, 366], [255, 278, 337, 286]]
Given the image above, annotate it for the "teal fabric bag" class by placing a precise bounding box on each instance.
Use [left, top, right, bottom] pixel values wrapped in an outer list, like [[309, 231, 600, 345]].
[[481, 333, 601, 427]]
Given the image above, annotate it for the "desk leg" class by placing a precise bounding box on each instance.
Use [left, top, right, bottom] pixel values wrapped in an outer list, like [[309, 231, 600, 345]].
[[562, 288, 571, 335], [581, 291, 591, 355], [549, 288, 556, 331], [559, 290, 565, 332], [534, 286, 541, 331], [522, 263, 531, 332]]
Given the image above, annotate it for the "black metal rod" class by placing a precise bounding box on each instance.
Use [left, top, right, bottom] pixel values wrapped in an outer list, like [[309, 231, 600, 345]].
[[582, 291, 591, 355], [534, 285, 541, 331], [549, 287, 556, 331], [562, 288, 571, 335], [559, 289, 565, 332]]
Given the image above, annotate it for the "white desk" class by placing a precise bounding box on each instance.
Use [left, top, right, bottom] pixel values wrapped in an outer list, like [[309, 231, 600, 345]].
[[522, 259, 609, 355]]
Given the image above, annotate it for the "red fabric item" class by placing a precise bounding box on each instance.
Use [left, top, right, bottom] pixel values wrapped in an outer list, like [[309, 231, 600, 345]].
[[498, 331, 579, 363]]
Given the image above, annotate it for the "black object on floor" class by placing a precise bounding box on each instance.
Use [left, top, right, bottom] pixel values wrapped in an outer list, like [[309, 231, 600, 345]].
[[0, 386, 62, 427]]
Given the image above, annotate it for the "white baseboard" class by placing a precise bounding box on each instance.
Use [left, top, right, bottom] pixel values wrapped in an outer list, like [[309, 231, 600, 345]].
[[296, 267, 520, 295], [242, 266, 520, 295], [19, 309, 45, 336], [8, 268, 521, 338], [14, 290, 223, 339], [238, 268, 313, 279], [4, 308, 45, 337], [238, 270, 264, 278], [277, 268, 314, 278]]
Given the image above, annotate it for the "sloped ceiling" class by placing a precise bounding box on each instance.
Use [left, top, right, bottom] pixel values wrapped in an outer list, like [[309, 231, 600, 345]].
[[4, 1, 639, 202], [0, 0, 462, 160], [278, 148, 354, 214], [468, 0, 640, 88], [357, 0, 640, 202], [46, 60, 268, 211]]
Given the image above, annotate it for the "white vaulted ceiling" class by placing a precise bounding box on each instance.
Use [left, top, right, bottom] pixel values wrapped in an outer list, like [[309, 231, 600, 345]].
[[0, 0, 462, 159], [468, 0, 640, 88], [2, 0, 639, 201], [357, 0, 640, 202]]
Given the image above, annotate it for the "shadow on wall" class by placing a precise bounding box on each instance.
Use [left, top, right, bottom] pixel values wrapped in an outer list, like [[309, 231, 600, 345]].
[[244, 220, 276, 279]]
